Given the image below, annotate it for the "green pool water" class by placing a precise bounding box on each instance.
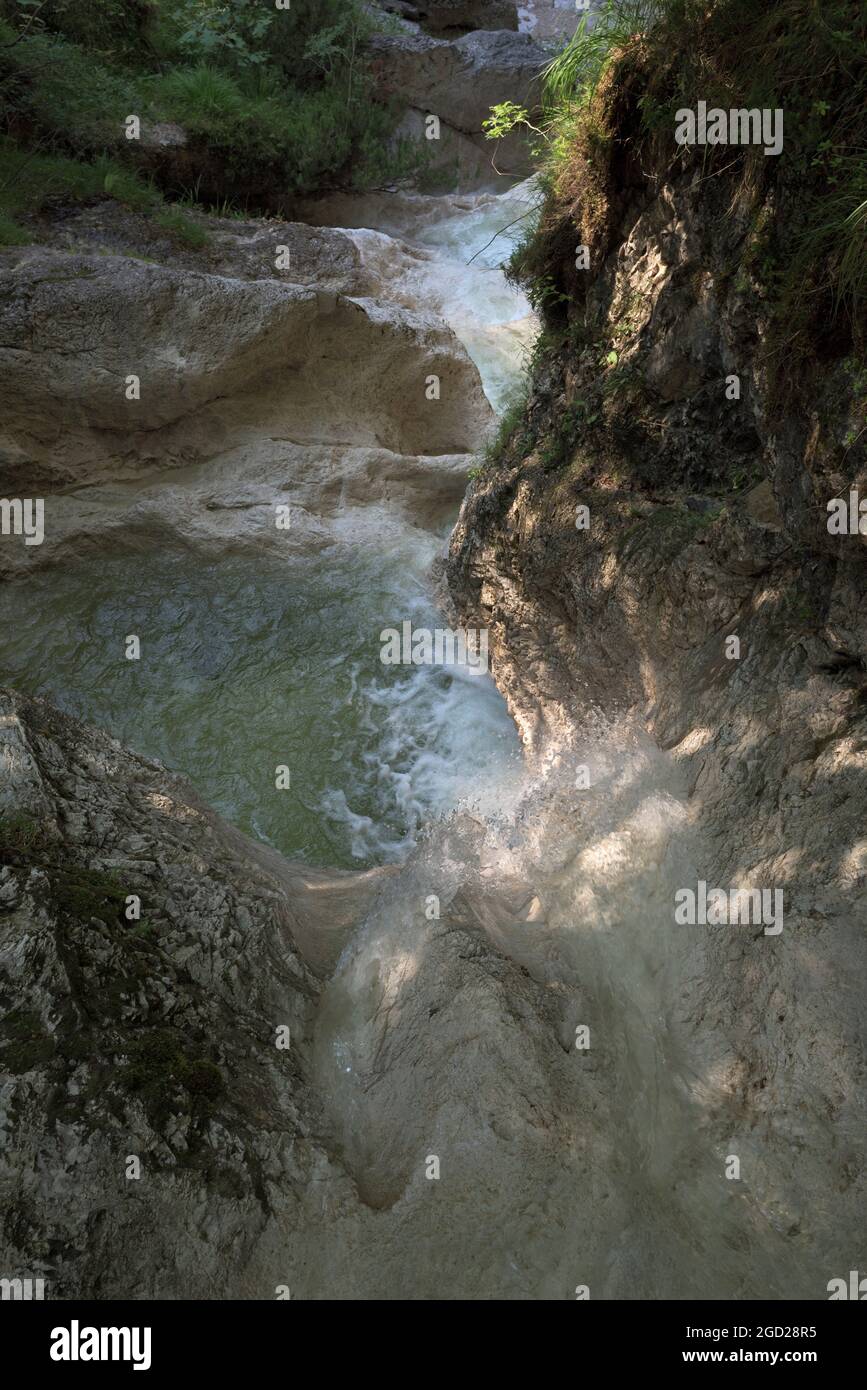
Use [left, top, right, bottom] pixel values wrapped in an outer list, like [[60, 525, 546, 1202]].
[[0, 535, 520, 868]]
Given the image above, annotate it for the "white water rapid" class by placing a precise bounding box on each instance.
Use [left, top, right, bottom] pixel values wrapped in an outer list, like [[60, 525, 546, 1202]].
[[306, 181, 833, 1300]]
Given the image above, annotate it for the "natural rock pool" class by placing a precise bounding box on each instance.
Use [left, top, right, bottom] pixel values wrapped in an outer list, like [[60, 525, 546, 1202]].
[[0, 182, 536, 870], [0, 533, 521, 869]]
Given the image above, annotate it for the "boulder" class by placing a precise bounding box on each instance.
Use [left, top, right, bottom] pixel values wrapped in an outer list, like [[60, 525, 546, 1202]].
[[0, 251, 488, 455], [368, 29, 547, 181], [0, 246, 492, 573], [371, 29, 545, 136], [0, 687, 372, 1297], [408, 0, 519, 32]]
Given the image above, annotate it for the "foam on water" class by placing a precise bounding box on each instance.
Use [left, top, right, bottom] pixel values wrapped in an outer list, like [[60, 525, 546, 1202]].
[[0, 190, 538, 869], [348, 178, 540, 410], [0, 524, 522, 869]]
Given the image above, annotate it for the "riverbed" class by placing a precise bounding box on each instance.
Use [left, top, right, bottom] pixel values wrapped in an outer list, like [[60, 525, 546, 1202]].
[[0, 181, 537, 870]]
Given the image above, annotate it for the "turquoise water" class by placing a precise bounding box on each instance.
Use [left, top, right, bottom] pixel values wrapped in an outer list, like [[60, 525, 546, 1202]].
[[0, 536, 520, 868], [0, 185, 536, 869]]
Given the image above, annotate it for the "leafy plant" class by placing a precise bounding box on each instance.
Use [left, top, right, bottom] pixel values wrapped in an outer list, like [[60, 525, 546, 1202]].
[[154, 205, 210, 248], [542, 2, 655, 111], [0, 0, 411, 207]]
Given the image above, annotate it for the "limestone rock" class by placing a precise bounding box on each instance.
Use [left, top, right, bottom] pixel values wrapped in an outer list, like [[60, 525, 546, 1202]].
[[447, 123, 867, 1295], [0, 691, 605, 1298], [368, 28, 547, 181], [0, 245, 492, 574], [0, 688, 353, 1297]]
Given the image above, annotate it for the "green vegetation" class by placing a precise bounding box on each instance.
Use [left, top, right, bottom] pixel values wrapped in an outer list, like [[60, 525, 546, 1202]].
[[0, 1006, 55, 1073], [122, 1027, 225, 1122], [0, 139, 163, 242], [0, 0, 417, 242], [496, 0, 866, 403], [539, 395, 597, 471], [0, 810, 126, 926], [484, 385, 532, 462], [153, 202, 210, 247], [0, 810, 42, 854], [52, 865, 127, 925], [0, 806, 228, 1131]]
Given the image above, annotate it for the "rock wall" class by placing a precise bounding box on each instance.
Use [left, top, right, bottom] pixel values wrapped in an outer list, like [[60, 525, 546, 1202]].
[[0, 225, 491, 577], [0, 688, 361, 1297], [447, 82, 867, 1284], [368, 28, 548, 184]]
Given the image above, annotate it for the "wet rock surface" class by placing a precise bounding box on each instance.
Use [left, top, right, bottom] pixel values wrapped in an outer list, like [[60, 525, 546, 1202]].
[[447, 153, 867, 1290], [368, 27, 547, 183], [0, 236, 491, 575], [0, 692, 600, 1298]]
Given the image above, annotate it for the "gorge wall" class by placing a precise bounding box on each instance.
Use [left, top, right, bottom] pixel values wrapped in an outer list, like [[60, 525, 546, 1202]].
[[447, 28, 867, 1293], [1, 0, 864, 1301]]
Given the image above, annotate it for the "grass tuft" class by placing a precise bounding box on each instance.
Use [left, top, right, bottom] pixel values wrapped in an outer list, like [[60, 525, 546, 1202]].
[[513, 0, 867, 402]]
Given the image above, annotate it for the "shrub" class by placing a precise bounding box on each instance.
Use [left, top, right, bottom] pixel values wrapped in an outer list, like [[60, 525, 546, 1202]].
[[0, 27, 140, 156], [0, 811, 42, 856], [161, 0, 372, 85], [0, 138, 159, 233], [0, 1, 411, 205], [513, 0, 867, 400], [154, 204, 210, 247]]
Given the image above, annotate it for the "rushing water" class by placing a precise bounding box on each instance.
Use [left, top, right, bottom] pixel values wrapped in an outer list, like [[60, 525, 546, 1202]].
[[359, 179, 540, 413], [0, 531, 523, 869], [0, 184, 536, 869], [2, 174, 846, 1298]]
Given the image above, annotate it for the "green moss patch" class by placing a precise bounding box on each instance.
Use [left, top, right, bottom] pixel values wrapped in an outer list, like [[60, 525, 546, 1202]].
[[0, 1008, 55, 1073], [122, 1028, 225, 1122]]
